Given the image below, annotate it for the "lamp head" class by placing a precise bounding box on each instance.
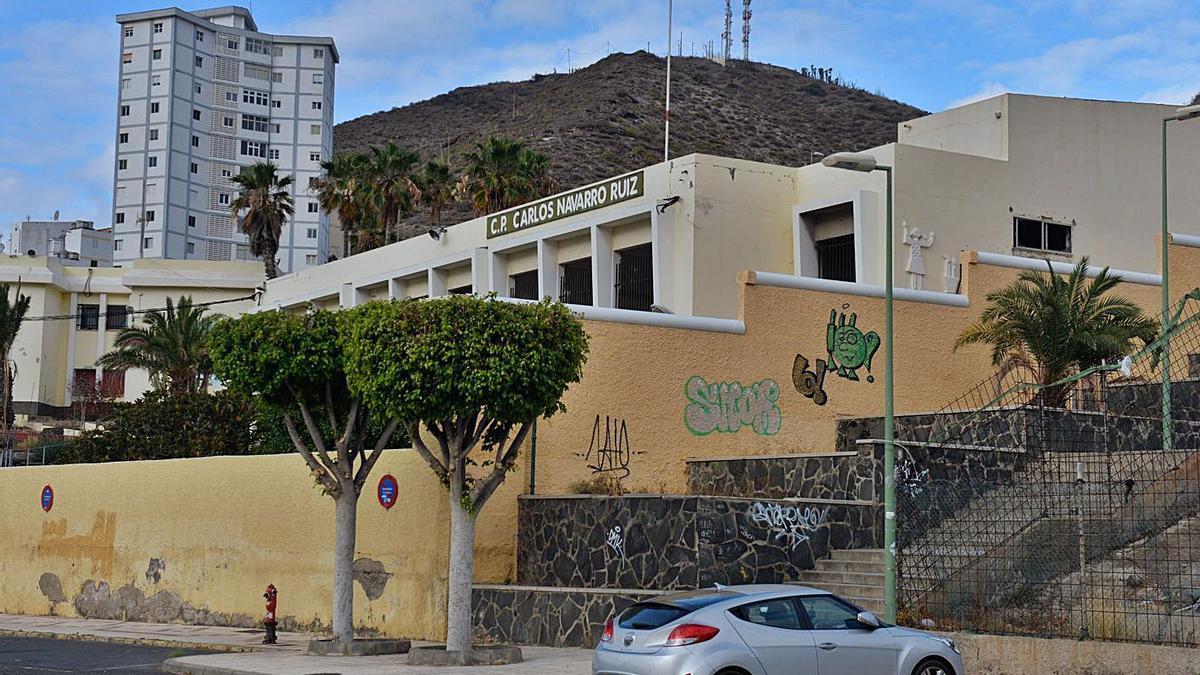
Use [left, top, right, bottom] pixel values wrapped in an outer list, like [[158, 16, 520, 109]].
[[1169, 104, 1200, 122], [428, 226, 448, 241], [821, 152, 878, 173]]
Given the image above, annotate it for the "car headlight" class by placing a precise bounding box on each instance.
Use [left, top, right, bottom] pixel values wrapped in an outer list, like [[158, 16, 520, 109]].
[[929, 636, 960, 655]]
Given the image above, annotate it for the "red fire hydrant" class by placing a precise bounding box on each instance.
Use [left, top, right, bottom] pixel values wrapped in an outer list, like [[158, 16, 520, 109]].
[[262, 584, 278, 644]]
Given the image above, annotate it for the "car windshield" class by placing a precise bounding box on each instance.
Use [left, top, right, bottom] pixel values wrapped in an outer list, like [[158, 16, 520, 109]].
[[617, 590, 742, 630]]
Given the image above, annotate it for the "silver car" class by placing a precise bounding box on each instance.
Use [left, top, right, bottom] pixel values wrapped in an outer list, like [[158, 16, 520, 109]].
[[593, 584, 962, 675]]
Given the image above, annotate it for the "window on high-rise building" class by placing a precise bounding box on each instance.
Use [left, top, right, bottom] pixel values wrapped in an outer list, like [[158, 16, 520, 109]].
[[191, 135, 199, 147], [121, 78, 131, 89], [195, 56, 203, 68], [310, 124, 321, 135], [223, 115, 234, 128], [152, 49, 161, 60], [306, 254, 318, 265], [192, 109, 201, 121], [268, 148, 280, 160], [190, 162, 198, 174], [309, 152, 320, 162], [119, 132, 129, 143], [271, 100, 282, 108], [145, 210, 155, 222], [123, 26, 133, 38], [114, 238, 123, 250], [240, 140, 267, 158], [227, 38, 239, 50], [118, 159, 128, 170], [218, 192, 231, 205], [306, 228, 318, 239], [314, 48, 324, 59], [148, 156, 158, 167], [312, 101, 322, 110], [241, 114, 270, 133], [273, 46, 284, 57], [120, 105, 130, 116], [149, 128, 159, 140], [194, 83, 202, 94], [188, 215, 196, 228], [152, 74, 161, 86], [244, 63, 270, 80], [152, 22, 162, 33], [270, 123, 280, 133], [244, 37, 270, 55], [308, 202, 318, 213], [144, 236, 154, 249], [242, 88, 269, 106], [150, 102, 160, 114], [312, 73, 324, 85], [115, 213, 125, 224], [186, 242, 195, 254], [195, 30, 204, 42], [122, 52, 132, 64], [271, 72, 283, 83]]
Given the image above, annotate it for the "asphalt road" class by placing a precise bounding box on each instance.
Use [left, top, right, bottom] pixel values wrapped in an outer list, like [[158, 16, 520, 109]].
[[0, 637, 211, 673]]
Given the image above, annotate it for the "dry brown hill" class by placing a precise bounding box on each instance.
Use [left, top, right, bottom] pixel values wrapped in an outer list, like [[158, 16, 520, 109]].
[[333, 51, 926, 239]]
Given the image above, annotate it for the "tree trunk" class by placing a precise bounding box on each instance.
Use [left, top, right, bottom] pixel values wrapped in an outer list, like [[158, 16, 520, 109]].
[[332, 487, 358, 643], [264, 254, 278, 280], [445, 489, 477, 652]]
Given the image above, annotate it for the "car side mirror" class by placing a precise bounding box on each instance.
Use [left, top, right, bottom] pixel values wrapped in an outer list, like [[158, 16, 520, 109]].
[[856, 611, 881, 629]]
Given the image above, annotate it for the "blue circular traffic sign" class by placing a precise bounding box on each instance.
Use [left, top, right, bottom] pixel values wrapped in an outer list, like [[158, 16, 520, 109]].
[[377, 474, 398, 509], [41, 485, 54, 512]]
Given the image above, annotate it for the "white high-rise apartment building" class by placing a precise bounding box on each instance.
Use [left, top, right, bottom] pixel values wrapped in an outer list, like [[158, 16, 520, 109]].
[[112, 6, 336, 273]]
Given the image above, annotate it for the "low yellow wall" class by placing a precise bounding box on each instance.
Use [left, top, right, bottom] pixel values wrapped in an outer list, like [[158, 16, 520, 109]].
[[0, 450, 469, 640]]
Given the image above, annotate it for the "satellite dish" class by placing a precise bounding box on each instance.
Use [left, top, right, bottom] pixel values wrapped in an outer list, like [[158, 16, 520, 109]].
[[53, 210, 60, 221]]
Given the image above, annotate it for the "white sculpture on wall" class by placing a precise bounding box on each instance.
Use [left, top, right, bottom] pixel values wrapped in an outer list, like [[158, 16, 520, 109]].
[[943, 255, 960, 293], [901, 221, 935, 290]]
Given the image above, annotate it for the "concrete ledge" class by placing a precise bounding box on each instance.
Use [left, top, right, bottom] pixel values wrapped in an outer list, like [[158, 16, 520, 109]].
[[407, 644, 523, 666], [307, 637, 411, 656], [952, 632, 1200, 674]]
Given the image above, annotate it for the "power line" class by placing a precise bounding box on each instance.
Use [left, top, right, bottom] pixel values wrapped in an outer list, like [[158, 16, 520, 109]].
[[22, 292, 259, 324]]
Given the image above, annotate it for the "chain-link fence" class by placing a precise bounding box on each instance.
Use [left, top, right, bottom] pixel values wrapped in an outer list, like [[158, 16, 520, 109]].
[[897, 291, 1200, 645]]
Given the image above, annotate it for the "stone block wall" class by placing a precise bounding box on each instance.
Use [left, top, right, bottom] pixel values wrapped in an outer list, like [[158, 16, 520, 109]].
[[517, 495, 881, 591]]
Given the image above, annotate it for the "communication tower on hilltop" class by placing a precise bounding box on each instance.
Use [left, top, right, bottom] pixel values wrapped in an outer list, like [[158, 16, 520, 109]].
[[742, 0, 752, 61], [722, 0, 732, 62]]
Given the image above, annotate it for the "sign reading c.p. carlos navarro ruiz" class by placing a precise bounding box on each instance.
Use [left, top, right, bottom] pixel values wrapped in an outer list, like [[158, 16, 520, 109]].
[[486, 170, 645, 239]]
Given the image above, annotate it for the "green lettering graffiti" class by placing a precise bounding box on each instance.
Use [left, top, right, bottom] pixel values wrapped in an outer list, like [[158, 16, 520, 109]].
[[684, 375, 782, 436]]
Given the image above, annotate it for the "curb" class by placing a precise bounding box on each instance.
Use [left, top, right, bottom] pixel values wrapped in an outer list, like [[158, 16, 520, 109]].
[[161, 658, 268, 675], [0, 628, 272, 654]]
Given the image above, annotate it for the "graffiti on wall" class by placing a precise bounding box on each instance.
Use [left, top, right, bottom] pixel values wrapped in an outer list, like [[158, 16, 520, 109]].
[[748, 502, 830, 550], [827, 306, 881, 383], [792, 354, 829, 406], [896, 445, 931, 499], [684, 376, 782, 436], [606, 525, 626, 562], [578, 415, 639, 478]]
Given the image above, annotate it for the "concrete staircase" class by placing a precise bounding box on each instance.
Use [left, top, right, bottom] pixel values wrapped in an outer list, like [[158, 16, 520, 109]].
[[793, 548, 884, 613]]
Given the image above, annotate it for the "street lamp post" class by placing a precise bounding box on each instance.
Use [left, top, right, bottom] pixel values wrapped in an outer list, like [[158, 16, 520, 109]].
[[1160, 104, 1200, 452], [821, 152, 896, 622]]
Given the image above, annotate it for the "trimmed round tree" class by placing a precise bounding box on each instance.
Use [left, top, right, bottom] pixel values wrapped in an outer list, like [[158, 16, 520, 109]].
[[343, 296, 588, 653], [209, 309, 400, 643]]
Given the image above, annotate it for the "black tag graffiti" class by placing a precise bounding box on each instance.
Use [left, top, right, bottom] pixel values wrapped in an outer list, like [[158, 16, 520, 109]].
[[792, 354, 829, 406], [580, 415, 638, 478]]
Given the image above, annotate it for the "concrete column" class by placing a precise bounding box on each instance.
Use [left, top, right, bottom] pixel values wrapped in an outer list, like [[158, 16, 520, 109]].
[[64, 292, 79, 407], [592, 225, 614, 308], [488, 251, 507, 296], [95, 293, 108, 384], [428, 267, 448, 297], [651, 209, 674, 312], [470, 247, 488, 295], [537, 238, 559, 302]]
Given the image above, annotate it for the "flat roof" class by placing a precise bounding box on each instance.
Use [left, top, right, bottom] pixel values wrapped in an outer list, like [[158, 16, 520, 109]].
[[115, 6, 338, 62]]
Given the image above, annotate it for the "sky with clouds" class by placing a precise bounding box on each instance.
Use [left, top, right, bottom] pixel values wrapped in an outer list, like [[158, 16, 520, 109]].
[[1, 0, 1198, 234]]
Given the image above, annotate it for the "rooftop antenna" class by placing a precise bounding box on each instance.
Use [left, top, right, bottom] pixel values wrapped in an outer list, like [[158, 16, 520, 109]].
[[742, 0, 752, 61], [722, 0, 732, 62]]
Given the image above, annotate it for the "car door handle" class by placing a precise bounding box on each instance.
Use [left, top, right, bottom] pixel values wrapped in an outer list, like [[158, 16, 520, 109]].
[[818, 642, 837, 651]]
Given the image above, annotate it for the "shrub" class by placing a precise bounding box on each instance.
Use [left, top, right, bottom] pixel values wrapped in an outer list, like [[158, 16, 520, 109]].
[[54, 391, 292, 464]]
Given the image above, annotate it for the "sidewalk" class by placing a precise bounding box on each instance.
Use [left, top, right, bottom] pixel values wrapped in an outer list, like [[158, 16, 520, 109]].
[[0, 614, 593, 674]]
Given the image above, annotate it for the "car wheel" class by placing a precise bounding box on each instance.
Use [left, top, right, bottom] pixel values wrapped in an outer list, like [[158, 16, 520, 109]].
[[714, 670, 749, 675], [913, 657, 955, 675]]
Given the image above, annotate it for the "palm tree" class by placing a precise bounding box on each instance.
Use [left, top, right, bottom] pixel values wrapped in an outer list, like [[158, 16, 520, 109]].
[[956, 257, 1158, 406], [231, 162, 294, 279], [460, 136, 552, 216], [415, 160, 456, 228], [362, 143, 420, 244], [0, 283, 31, 464], [311, 153, 377, 256], [98, 296, 217, 396]]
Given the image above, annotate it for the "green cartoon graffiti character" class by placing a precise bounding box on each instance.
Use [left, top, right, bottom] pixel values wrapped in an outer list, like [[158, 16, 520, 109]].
[[826, 308, 881, 382]]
